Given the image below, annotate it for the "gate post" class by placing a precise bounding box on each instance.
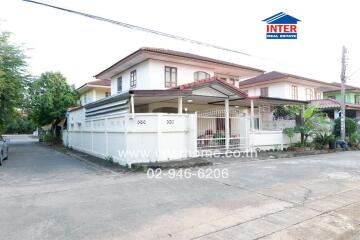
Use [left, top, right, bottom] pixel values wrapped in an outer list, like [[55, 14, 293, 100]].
[[225, 98, 230, 150]]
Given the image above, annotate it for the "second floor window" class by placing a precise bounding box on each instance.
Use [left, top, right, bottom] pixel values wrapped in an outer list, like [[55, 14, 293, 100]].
[[315, 91, 321, 100], [355, 95, 360, 104], [164, 66, 177, 87], [292, 85, 298, 100], [117, 77, 122, 92], [229, 77, 239, 86], [260, 87, 268, 97], [105, 92, 111, 97], [194, 71, 210, 81], [305, 88, 313, 100], [130, 70, 137, 88]]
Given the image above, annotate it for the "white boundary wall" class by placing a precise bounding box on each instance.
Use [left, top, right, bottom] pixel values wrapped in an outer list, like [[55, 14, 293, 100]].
[[63, 108, 197, 166], [249, 131, 301, 150]]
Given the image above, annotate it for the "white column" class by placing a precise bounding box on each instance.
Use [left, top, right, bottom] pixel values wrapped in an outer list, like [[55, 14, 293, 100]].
[[225, 98, 230, 150], [130, 94, 135, 119], [258, 105, 261, 131], [250, 99, 255, 131], [178, 97, 183, 114]]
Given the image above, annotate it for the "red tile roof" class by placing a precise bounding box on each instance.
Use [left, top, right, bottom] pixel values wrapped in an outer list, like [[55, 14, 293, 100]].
[[86, 79, 111, 87], [77, 79, 111, 91], [324, 82, 360, 92], [172, 76, 248, 97], [95, 47, 264, 78], [238, 71, 332, 87], [310, 98, 360, 110], [310, 99, 341, 109]]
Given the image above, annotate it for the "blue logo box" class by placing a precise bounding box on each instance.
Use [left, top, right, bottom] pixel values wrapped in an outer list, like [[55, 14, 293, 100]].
[[266, 33, 297, 39]]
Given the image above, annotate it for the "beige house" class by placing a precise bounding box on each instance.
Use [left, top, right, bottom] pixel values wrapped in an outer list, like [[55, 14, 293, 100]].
[[239, 71, 337, 101], [77, 79, 111, 106]]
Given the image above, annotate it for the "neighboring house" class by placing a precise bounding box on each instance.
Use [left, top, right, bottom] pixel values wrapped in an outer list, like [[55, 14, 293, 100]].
[[323, 83, 360, 105], [313, 83, 360, 119], [63, 48, 309, 166], [77, 79, 111, 105], [238, 71, 336, 101]]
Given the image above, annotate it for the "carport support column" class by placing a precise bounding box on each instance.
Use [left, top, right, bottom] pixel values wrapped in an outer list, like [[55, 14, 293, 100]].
[[130, 94, 135, 119], [225, 98, 230, 150], [178, 97, 183, 114], [250, 99, 255, 131]]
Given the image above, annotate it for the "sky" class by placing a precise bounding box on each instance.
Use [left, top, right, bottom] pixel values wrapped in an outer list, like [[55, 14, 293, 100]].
[[1, 0, 360, 88]]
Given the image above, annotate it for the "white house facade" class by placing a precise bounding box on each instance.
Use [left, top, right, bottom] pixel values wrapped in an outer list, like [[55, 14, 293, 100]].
[[63, 48, 310, 166], [239, 71, 336, 101]]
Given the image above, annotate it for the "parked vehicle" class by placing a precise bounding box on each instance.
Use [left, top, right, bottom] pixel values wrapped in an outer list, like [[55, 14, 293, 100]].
[[0, 135, 9, 165]]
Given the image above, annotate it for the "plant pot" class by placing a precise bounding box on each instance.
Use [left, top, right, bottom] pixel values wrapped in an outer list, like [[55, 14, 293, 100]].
[[329, 140, 336, 150], [294, 147, 305, 152]]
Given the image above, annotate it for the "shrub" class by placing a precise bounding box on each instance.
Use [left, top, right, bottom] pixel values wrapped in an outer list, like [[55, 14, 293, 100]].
[[42, 132, 56, 142], [333, 117, 357, 137], [313, 132, 335, 150]]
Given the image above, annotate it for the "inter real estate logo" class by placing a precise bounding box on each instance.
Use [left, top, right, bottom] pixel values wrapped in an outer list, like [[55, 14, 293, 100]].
[[263, 12, 301, 39]]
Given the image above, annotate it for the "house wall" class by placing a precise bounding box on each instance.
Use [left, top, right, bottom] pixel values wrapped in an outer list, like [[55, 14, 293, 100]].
[[110, 60, 151, 95], [80, 88, 110, 105], [110, 59, 259, 94], [243, 81, 323, 101], [323, 91, 360, 104]]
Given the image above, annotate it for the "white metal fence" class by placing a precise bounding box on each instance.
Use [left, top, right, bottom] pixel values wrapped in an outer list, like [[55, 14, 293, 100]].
[[196, 107, 249, 152]]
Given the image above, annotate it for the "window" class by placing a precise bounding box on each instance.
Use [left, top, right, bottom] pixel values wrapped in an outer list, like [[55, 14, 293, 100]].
[[105, 92, 110, 97], [355, 95, 360, 104], [83, 94, 87, 104], [315, 91, 322, 100], [130, 70, 137, 88], [194, 71, 210, 81], [260, 87, 268, 97], [164, 66, 177, 87], [117, 77, 122, 92], [229, 76, 239, 86], [291, 85, 298, 100], [305, 88, 313, 100]]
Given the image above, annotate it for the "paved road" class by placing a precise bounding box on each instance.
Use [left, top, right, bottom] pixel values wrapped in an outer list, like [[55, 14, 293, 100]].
[[1, 135, 360, 240]]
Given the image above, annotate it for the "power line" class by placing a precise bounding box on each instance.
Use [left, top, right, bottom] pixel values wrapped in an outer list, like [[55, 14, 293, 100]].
[[23, 0, 252, 56]]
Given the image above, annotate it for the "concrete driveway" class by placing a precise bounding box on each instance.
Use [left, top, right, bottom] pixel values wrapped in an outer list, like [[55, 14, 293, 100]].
[[1, 135, 360, 240]]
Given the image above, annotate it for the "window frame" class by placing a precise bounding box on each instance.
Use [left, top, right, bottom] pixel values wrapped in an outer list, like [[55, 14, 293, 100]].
[[291, 85, 298, 100], [260, 87, 269, 97], [117, 76, 122, 92], [194, 71, 210, 81], [305, 88, 313, 100], [130, 70, 137, 88], [229, 76, 239, 86], [355, 95, 360, 104], [164, 66, 177, 88]]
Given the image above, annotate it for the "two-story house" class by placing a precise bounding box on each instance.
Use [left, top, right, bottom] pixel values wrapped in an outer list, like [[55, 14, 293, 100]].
[[238, 71, 335, 101], [77, 79, 111, 105], [64, 48, 309, 166], [311, 83, 360, 119]]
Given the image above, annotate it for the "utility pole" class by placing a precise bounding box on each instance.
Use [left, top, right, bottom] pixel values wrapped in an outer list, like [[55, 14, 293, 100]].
[[340, 46, 348, 141]]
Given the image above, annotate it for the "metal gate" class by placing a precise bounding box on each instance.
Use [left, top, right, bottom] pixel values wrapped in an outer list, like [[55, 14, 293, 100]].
[[196, 107, 249, 152]]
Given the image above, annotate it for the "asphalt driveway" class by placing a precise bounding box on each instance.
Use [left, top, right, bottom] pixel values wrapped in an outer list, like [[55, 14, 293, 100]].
[[1, 135, 360, 240]]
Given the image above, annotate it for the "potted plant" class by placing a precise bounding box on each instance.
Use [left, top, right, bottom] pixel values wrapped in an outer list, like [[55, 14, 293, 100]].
[[328, 134, 336, 150]]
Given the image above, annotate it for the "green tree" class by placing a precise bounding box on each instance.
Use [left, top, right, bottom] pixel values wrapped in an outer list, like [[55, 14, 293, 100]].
[[333, 117, 357, 138], [0, 31, 27, 132], [26, 72, 78, 128], [4, 113, 36, 134]]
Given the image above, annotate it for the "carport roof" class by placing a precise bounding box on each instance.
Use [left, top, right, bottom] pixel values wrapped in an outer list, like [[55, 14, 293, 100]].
[[172, 76, 248, 98]]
